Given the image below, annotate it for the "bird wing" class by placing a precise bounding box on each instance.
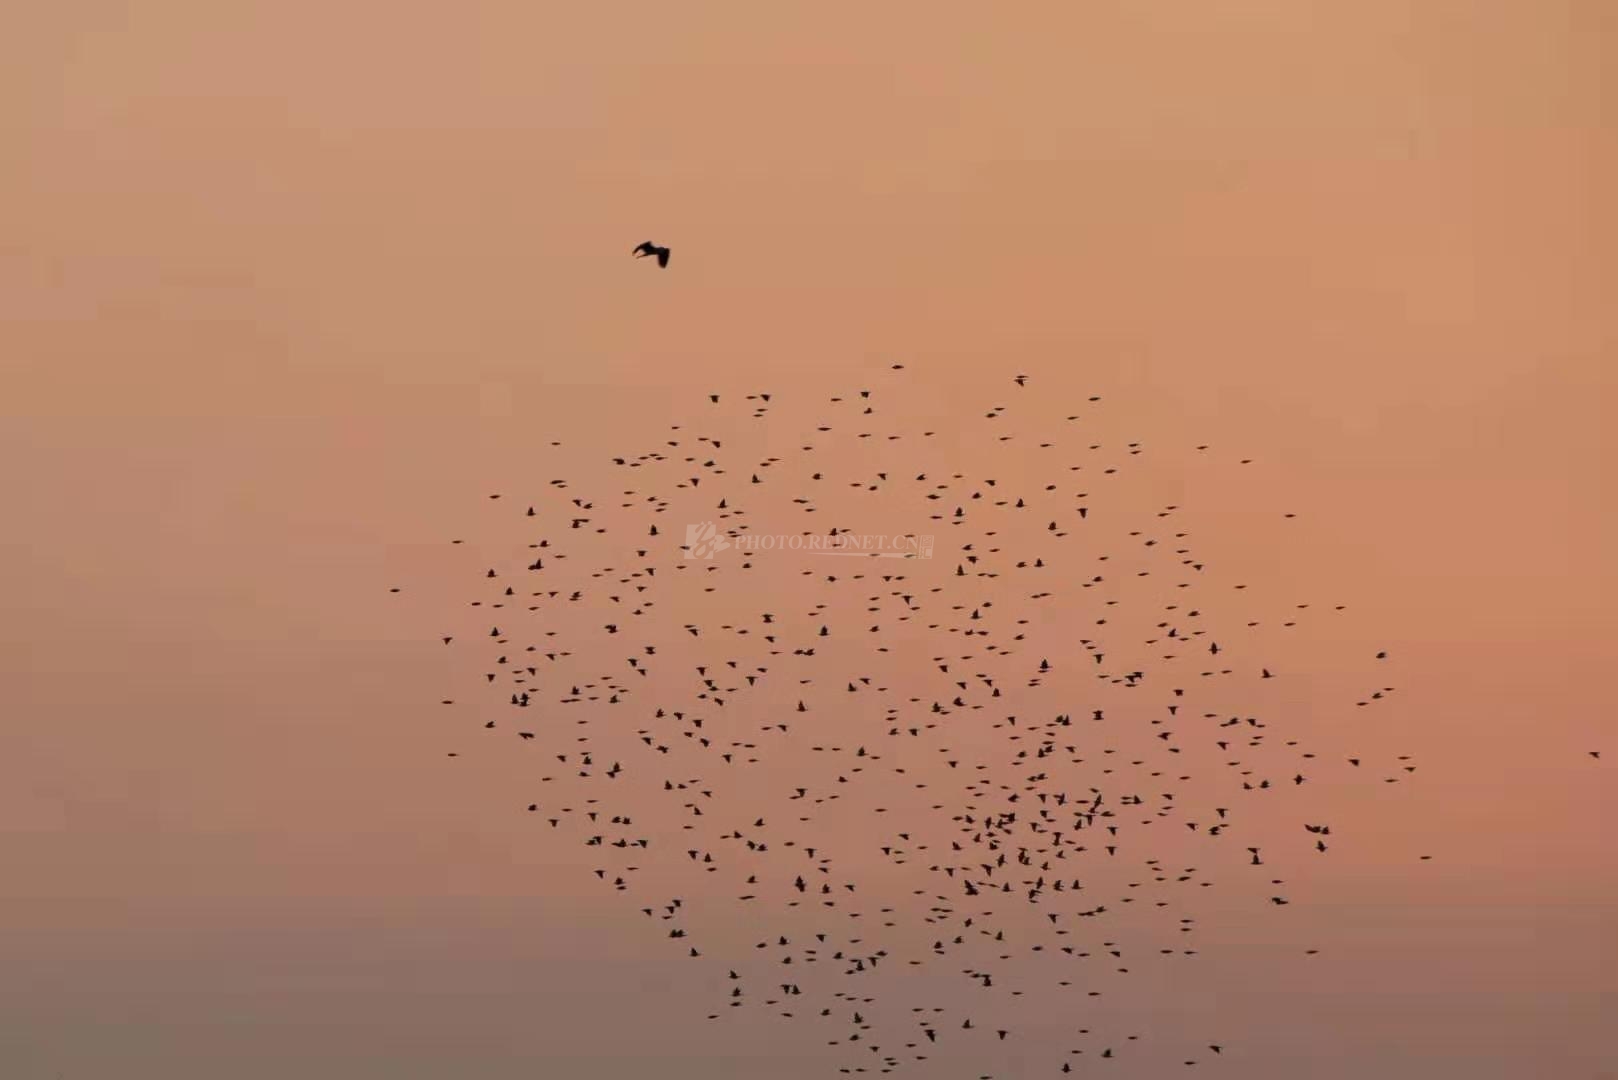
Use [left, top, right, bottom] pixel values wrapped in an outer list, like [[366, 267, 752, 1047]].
[[632, 241, 655, 256], [657, 248, 670, 268]]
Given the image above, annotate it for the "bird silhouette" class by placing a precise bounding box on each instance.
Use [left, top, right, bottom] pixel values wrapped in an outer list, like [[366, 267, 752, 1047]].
[[632, 241, 671, 268]]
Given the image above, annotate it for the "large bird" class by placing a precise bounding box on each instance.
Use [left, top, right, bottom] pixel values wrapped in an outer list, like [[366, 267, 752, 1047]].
[[632, 241, 671, 268]]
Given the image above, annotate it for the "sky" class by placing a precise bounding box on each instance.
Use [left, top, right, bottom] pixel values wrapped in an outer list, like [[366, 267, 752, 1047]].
[[2, 3, 1615, 1078]]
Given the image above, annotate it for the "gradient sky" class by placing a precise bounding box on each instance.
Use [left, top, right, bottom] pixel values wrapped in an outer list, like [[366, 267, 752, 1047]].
[[2, 3, 1615, 1078]]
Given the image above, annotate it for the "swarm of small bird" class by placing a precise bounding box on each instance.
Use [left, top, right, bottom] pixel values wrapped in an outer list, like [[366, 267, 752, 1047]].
[[393, 365, 1462, 1076]]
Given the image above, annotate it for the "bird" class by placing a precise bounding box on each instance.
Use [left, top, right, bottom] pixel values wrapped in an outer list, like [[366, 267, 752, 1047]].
[[632, 241, 671, 268]]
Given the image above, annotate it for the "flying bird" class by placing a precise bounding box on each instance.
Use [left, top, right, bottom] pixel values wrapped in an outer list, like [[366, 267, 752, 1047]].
[[632, 241, 671, 268]]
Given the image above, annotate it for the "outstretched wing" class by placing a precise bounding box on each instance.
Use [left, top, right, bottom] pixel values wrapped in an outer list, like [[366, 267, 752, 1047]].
[[632, 241, 655, 256], [656, 248, 670, 268]]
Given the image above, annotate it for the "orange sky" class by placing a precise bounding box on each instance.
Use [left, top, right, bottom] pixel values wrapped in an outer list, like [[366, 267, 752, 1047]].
[[2, 3, 1615, 1078]]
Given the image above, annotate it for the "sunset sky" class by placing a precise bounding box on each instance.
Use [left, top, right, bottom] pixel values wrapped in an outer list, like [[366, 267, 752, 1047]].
[[2, 3, 1615, 1078]]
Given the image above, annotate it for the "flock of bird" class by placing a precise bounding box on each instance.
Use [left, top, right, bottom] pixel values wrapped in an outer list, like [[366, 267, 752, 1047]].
[[397, 362, 1438, 1076]]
